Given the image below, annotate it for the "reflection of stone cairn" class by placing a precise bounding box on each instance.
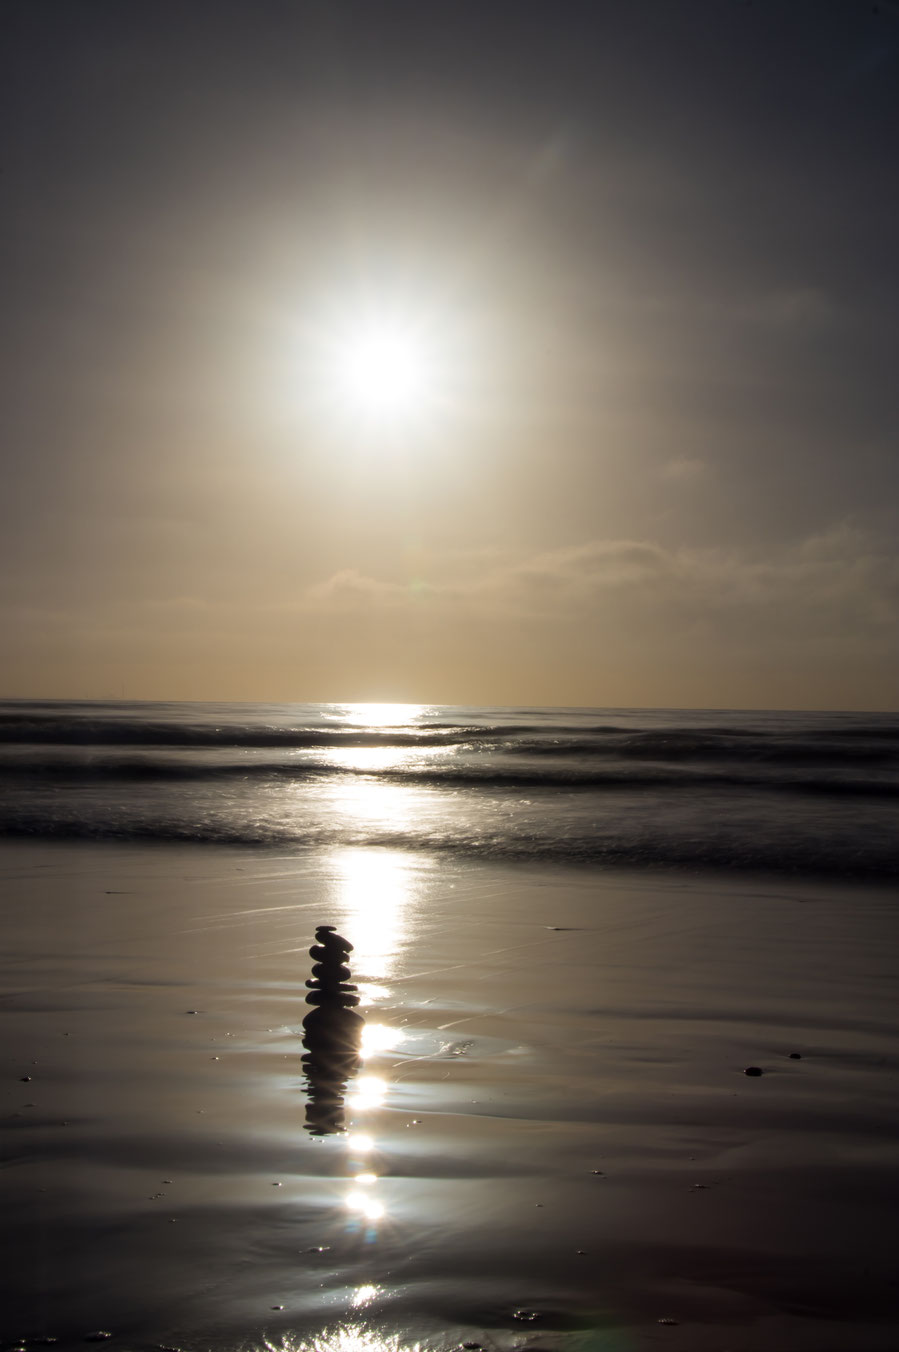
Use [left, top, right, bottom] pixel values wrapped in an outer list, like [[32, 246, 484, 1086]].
[[301, 925, 365, 1136]]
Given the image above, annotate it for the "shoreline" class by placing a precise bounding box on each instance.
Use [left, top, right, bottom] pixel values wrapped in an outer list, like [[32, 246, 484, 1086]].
[[3, 840, 899, 1351]]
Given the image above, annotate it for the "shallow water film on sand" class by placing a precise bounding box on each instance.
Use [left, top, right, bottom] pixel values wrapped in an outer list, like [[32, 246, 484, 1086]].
[[2, 703, 899, 1352]]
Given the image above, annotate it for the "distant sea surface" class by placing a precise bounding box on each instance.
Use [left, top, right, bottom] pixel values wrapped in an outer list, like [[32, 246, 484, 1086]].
[[0, 700, 896, 878]]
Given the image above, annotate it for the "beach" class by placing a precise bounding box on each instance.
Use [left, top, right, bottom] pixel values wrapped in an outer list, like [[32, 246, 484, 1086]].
[[6, 0, 899, 1343], [4, 837, 899, 1352]]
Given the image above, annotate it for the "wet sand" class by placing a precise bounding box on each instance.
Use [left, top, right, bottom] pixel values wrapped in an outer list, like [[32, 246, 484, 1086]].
[[2, 840, 899, 1352]]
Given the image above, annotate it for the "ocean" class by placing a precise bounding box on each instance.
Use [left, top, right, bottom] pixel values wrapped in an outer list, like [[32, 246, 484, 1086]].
[[1, 700, 897, 877]]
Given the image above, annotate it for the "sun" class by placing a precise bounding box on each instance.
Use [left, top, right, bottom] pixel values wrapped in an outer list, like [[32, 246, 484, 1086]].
[[317, 309, 445, 425], [337, 322, 434, 416]]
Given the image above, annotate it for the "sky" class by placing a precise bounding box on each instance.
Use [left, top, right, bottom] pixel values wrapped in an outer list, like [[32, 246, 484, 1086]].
[[2, 0, 898, 709]]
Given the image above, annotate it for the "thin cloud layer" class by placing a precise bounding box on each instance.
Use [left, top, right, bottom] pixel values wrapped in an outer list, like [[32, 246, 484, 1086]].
[[303, 525, 898, 633], [3, 522, 895, 706]]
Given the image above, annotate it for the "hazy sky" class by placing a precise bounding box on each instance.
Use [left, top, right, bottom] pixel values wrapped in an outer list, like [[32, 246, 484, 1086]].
[[2, 0, 898, 708]]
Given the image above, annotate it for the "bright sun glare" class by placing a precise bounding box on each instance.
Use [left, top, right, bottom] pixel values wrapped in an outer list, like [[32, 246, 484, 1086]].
[[317, 310, 446, 425], [337, 322, 434, 416]]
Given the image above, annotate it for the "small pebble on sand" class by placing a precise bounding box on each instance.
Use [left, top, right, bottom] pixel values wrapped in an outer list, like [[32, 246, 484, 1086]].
[[789, 1052, 802, 1059], [743, 1066, 763, 1076]]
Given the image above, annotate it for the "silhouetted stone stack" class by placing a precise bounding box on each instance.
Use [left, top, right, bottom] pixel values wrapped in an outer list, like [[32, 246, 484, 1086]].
[[301, 925, 365, 1135]]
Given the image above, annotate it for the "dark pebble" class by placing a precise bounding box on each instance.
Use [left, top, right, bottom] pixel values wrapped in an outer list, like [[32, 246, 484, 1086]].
[[743, 1066, 763, 1076], [83, 1335, 113, 1342], [512, 1311, 541, 1322], [315, 926, 353, 949], [789, 1052, 802, 1059], [20, 1076, 32, 1083], [461, 1343, 482, 1349], [657, 1316, 679, 1325]]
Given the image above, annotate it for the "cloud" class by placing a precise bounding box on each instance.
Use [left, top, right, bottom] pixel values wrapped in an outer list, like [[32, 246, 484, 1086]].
[[305, 568, 405, 609], [299, 524, 899, 640], [2, 523, 896, 705]]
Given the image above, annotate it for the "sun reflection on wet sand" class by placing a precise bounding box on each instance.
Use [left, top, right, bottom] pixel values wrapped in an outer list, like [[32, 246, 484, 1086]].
[[361, 1022, 407, 1059], [328, 847, 424, 981], [345, 1191, 386, 1222], [346, 1074, 388, 1110], [298, 837, 430, 1298]]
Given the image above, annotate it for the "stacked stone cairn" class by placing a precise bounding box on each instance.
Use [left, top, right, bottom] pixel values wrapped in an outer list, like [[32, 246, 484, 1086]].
[[301, 925, 365, 1134]]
